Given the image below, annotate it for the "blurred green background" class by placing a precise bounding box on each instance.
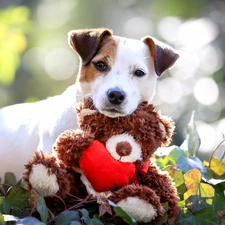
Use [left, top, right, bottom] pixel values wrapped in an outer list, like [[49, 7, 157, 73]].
[[0, 0, 225, 159]]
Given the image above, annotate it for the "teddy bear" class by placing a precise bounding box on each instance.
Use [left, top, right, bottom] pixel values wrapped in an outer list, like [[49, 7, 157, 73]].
[[23, 97, 180, 224]]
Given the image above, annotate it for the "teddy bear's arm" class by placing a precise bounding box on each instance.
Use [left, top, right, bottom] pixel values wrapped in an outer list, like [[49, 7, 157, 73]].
[[137, 161, 180, 220], [53, 129, 95, 168], [23, 151, 70, 198]]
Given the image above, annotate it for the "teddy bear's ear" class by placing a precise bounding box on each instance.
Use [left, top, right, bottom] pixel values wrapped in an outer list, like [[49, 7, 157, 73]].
[[79, 108, 98, 118], [76, 97, 98, 127], [77, 108, 98, 127], [158, 116, 175, 146]]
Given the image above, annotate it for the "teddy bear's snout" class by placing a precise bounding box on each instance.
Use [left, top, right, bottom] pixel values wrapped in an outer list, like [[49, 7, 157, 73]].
[[106, 133, 142, 162], [116, 141, 132, 157]]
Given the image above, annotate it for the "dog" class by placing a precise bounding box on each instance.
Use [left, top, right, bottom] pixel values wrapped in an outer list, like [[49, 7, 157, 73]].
[[0, 28, 179, 181]]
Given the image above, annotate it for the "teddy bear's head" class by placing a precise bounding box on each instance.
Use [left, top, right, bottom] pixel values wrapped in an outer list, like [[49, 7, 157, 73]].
[[76, 97, 174, 167]]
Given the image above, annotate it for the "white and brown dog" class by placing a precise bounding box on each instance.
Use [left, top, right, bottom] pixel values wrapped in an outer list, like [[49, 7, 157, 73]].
[[0, 28, 179, 181]]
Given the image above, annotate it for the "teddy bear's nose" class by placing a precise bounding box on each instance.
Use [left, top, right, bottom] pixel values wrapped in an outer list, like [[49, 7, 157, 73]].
[[116, 141, 132, 157]]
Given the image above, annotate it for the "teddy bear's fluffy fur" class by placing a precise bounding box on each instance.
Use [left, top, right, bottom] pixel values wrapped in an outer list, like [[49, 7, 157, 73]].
[[23, 98, 179, 224]]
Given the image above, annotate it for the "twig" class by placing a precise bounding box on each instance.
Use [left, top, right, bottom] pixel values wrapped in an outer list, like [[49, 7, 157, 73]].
[[47, 194, 67, 210], [46, 195, 91, 224], [209, 139, 225, 168]]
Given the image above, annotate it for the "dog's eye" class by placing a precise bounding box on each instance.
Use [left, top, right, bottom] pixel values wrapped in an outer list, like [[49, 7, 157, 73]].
[[134, 69, 146, 77], [94, 61, 108, 72]]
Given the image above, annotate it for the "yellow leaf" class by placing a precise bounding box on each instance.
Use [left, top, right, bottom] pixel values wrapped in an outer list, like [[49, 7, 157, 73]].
[[200, 183, 215, 205], [210, 158, 225, 176], [163, 165, 184, 187], [200, 183, 215, 198], [184, 189, 196, 201], [203, 160, 209, 167], [184, 168, 201, 192]]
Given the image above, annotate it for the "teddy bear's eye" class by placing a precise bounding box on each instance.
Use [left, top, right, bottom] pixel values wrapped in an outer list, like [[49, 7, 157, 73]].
[[133, 134, 137, 139]]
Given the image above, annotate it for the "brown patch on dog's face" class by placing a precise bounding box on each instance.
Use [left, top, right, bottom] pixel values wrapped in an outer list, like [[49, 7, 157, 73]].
[[78, 36, 119, 82]]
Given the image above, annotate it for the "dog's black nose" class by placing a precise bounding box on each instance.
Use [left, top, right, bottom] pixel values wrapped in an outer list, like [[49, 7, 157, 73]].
[[107, 88, 126, 105]]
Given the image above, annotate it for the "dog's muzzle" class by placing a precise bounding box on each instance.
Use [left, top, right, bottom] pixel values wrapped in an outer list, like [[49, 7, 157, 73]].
[[107, 87, 126, 105]]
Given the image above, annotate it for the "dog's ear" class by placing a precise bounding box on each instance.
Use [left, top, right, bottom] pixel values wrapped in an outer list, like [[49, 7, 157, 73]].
[[143, 37, 179, 76], [68, 28, 113, 65]]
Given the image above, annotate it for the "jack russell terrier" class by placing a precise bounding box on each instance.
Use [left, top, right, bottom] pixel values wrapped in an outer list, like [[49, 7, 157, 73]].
[[0, 28, 179, 181]]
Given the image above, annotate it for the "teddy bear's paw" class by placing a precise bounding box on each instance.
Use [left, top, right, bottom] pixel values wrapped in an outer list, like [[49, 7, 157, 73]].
[[117, 196, 157, 223], [109, 184, 165, 223], [23, 151, 70, 197], [29, 163, 59, 196]]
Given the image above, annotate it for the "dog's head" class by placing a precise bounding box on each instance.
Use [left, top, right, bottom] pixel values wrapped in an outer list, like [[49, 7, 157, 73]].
[[68, 28, 179, 118]]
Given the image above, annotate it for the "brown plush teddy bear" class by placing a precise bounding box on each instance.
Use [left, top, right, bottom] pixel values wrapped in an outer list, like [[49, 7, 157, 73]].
[[23, 98, 180, 224]]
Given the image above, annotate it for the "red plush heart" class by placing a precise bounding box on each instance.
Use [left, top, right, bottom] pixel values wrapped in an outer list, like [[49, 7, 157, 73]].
[[79, 140, 136, 192]]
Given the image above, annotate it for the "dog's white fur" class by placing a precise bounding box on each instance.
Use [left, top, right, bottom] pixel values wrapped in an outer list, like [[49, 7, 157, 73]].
[[0, 28, 178, 181], [86, 38, 157, 118]]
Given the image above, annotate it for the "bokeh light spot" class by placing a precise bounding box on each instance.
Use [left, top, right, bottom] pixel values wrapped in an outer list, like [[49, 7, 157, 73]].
[[178, 18, 219, 48], [22, 47, 48, 73], [158, 16, 182, 42], [37, 0, 70, 29], [124, 17, 153, 38], [157, 77, 183, 104], [196, 121, 216, 153], [44, 48, 78, 80], [194, 78, 219, 105]]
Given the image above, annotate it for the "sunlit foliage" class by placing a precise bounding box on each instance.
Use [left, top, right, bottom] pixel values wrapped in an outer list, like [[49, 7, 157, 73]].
[[0, 6, 31, 85]]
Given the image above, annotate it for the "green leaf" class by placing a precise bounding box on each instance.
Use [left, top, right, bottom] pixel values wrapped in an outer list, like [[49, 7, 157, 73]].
[[4, 173, 17, 186], [186, 111, 201, 157], [70, 222, 82, 225], [159, 203, 168, 225], [177, 184, 187, 201], [55, 211, 80, 225], [185, 195, 209, 213], [5, 186, 30, 209], [36, 196, 49, 223], [163, 165, 184, 187], [213, 184, 225, 212], [15, 217, 45, 225], [29, 189, 41, 207], [108, 200, 137, 225], [11, 208, 31, 219], [80, 208, 103, 225], [156, 146, 187, 168], [167, 146, 187, 162], [0, 198, 10, 214], [175, 207, 220, 225]]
